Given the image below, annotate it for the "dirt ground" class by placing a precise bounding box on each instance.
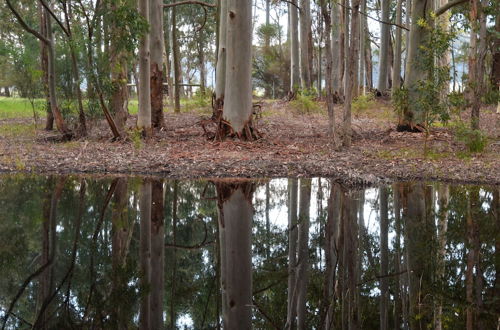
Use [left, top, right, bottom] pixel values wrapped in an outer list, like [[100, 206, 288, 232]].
[[0, 100, 498, 185]]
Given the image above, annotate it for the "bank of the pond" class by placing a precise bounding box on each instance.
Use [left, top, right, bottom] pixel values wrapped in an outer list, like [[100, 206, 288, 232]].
[[0, 101, 498, 185]]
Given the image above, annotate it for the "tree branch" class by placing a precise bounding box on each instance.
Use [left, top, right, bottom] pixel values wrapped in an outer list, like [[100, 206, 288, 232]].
[[39, 0, 70, 37], [334, 1, 409, 31], [435, 0, 468, 16], [281, 0, 301, 11], [5, 0, 50, 44], [163, 0, 216, 8]]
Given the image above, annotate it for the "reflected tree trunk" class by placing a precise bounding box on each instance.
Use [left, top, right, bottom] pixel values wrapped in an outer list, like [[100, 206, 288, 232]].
[[286, 179, 299, 329], [215, 181, 254, 330], [150, 180, 165, 329], [139, 180, 152, 329], [393, 183, 403, 329], [434, 184, 449, 330], [380, 187, 389, 330], [296, 179, 311, 329]]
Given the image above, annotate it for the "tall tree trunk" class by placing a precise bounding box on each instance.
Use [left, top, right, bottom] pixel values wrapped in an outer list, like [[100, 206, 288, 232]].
[[359, 0, 366, 95], [216, 181, 254, 330], [296, 178, 311, 329], [215, 0, 228, 109], [150, 0, 165, 128], [139, 180, 152, 329], [378, 0, 391, 92], [150, 180, 165, 329], [393, 184, 402, 329], [321, 0, 339, 145], [138, 0, 152, 137], [172, 2, 181, 113], [109, 1, 129, 135], [299, 0, 312, 89], [332, 2, 343, 99], [364, 20, 373, 90], [45, 10, 71, 139], [39, 4, 54, 131], [468, 0, 487, 129], [289, 0, 300, 94], [392, 0, 403, 93], [379, 187, 389, 330], [343, 0, 360, 147], [197, 36, 206, 95], [286, 179, 299, 329], [164, 8, 174, 107], [221, 0, 255, 138]]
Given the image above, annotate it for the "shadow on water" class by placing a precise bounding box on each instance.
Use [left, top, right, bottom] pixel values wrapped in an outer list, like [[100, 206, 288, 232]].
[[0, 175, 498, 329]]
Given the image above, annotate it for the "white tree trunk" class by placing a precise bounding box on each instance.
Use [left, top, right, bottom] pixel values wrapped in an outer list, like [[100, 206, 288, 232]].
[[289, 1, 300, 92], [150, 0, 165, 128], [378, 0, 391, 92], [223, 0, 253, 134], [392, 0, 403, 92], [215, 0, 228, 106], [299, 0, 312, 89], [138, 0, 152, 136]]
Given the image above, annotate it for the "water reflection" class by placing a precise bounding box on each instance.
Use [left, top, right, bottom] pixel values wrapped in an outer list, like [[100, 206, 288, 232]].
[[0, 176, 498, 329]]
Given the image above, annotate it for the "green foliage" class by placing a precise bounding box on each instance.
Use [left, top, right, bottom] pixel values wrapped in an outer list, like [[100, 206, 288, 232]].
[[352, 92, 375, 116], [128, 127, 143, 149], [447, 91, 467, 114], [257, 23, 281, 44], [453, 121, 488, 153], [290, 92, 321, 114], [392, 87, 409, 120]]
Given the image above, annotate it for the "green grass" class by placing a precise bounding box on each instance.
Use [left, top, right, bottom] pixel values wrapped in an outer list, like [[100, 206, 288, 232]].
[[0, 123, 37, 137], [0, 97, 45, 119]]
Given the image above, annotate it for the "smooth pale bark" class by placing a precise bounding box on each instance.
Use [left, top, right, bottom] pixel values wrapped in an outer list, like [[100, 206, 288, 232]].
[[296, 178, 311, 329], [138, 0, 152, 137], [331, 2, 343, 99], [343, 0, 360, 147], [379, 187, 389, 330], [359, 0, 366, 94], [403, 0, 430, 126], [172, 3, 181, 112], [289, 1, 300, 92], [164, 9, 174, 107], [364, 18, 373, 90], [150, 0, 165, 128], [45, 12, 71, 138], [215, 0, 228, 107], [321, 1, 336, 141], [392, 0, 403, 93], [286, 179, 298, 329], [139, 181, 152, 329], [197, 36, 206, 94], [38, 4, 53, 131], [299, 0, 312, 89], [216, 182, 253, 330], [434, 184, 449, 330], [150, 180, 164, 329], [223, 0, 253, 134], [378, 0, 391, 92], [436, 0, 450, 99]]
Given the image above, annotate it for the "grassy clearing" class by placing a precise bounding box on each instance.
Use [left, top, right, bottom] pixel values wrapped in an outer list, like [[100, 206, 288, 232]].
[[0, 97, 45, 119], [0, 123, 37, 137]]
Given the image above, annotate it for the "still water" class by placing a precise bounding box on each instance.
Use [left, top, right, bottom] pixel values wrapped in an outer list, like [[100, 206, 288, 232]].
[[0, 175, 498, 329]]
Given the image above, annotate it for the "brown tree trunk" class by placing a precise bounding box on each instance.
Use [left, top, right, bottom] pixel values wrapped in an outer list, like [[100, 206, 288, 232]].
[[139, 180, 152, 329], [39, 3, 54, 131], [150, 0, 165, 128], [150, 180, 165, 329]]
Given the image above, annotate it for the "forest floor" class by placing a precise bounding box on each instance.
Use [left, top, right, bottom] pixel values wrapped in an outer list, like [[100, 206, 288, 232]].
[[0, 99, 498, 185]]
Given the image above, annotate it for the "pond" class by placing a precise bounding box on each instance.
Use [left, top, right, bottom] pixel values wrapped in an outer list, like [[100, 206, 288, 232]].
[[0, 175, 498, 329]]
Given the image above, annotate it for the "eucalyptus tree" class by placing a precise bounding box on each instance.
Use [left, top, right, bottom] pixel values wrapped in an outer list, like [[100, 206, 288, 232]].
[[289, 0, 300, 95], [217, 0, 259, 140], [150, 0, 165, 128], [138, 0, 152, 137], [299, 0, 312, 89], [378, 0, 391, 92], [6, 0, 72, 139], [139, 180, 152, 328], [215, 0, 228, 109], [392, 0, 403, 93]]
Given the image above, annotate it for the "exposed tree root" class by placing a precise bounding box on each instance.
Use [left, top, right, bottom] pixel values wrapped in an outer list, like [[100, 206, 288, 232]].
[[200, 99, 263, 141], [396, 122, 426, 133]]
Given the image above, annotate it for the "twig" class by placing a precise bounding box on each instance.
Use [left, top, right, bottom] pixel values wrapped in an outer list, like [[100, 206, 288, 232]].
[[163, 1, 216, 8]]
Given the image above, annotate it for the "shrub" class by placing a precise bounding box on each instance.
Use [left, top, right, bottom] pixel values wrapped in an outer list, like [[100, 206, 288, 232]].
[[453, 121, 488, 153], [290, 92, 320, 114], [352, 92, 375, 116]]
